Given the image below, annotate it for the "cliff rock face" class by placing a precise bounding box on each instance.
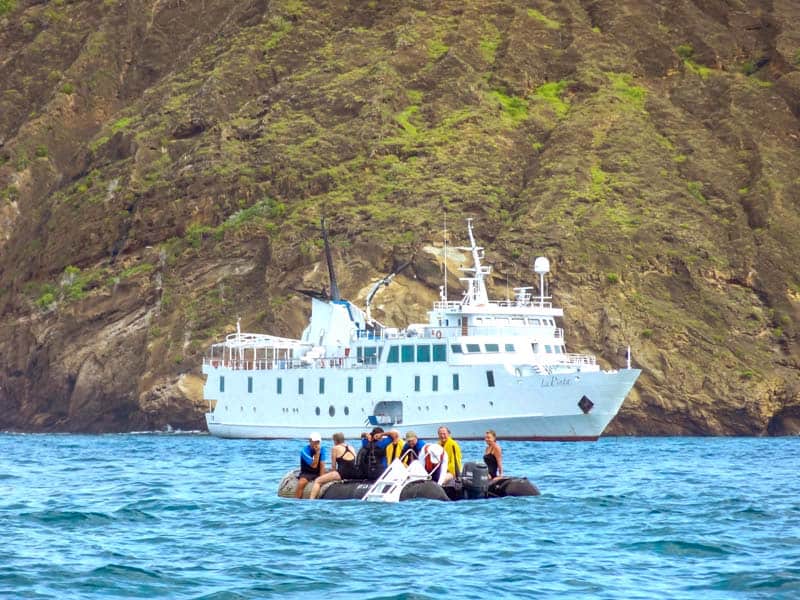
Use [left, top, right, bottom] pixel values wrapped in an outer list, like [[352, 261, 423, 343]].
[[0, 0, 798, 434]]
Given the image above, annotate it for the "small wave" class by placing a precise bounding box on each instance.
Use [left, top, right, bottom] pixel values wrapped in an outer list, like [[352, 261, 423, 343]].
[[625, 539, 733, 557], [24, 510, 113, 526]]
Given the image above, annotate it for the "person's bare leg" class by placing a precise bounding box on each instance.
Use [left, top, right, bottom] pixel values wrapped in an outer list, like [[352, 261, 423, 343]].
[[296, 477, 309, 499]]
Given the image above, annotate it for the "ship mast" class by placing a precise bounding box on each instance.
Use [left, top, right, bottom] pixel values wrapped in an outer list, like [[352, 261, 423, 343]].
[[459, 219, 490, 305]]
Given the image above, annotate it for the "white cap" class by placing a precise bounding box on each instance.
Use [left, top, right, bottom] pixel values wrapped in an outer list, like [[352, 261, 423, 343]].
[[309, 432, 322, 442]]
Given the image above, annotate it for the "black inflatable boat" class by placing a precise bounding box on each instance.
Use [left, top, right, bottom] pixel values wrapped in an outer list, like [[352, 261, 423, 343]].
[[278, 462, 540, 501]]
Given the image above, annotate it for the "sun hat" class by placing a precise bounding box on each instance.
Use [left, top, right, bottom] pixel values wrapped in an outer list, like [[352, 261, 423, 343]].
[[405, 430, 417, 440], [309, 432, 322, 442]]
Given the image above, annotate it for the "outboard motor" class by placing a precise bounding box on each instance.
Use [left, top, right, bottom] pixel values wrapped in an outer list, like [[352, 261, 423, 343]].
[[461, 462, 490, 499]]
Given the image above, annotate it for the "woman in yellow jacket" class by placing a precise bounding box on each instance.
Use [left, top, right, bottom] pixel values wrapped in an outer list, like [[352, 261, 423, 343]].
[[437, 426, 462, 482], [385, 429, 406, 464]]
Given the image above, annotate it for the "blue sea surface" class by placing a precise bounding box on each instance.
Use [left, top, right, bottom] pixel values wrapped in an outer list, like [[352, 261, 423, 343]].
[[1, 434, 798, 599]]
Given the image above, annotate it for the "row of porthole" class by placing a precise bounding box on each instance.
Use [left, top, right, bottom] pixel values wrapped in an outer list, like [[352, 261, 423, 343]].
[[226, 402, 492, 414]]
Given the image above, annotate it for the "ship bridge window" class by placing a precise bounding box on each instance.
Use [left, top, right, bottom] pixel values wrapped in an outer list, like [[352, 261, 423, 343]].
[[219, 376, 225, 393], [485, 343, 499, 353], [432, 344, 446, 362], [387, 346, 399, 363], [364, 347, 378, 364], [531, 318, 541, 326], [450, 344, 463, 354], [512, 318, 525, 326], [505, 344, 515, 352], [531, 343, 539, 353], [416, 345, 431, 362], [545, 345, 553, 353], [486, 370, 495, 387], [401, 345, 414, 363], [466, 343, 481, 353]]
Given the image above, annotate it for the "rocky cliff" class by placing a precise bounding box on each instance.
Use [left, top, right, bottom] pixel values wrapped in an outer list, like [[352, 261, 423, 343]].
[[1, 0, 799, 434]]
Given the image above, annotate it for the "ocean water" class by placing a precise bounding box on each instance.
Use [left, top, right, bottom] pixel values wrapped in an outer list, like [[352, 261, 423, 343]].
[[1, 435, 798, 599]]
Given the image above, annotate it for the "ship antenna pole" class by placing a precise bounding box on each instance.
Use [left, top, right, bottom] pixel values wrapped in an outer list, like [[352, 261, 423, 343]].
[[443, 208, 448, 302]]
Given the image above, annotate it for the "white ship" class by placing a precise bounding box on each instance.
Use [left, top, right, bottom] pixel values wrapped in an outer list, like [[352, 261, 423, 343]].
[[202, 219, 640, 440]]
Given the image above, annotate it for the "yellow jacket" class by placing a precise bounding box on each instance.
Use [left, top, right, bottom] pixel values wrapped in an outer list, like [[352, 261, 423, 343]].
[[385, 440, 405, 464], [440, 438, 462, 476]]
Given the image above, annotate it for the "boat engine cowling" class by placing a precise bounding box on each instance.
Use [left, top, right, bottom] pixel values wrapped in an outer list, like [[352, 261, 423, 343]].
[[461, 462, 490, 499]]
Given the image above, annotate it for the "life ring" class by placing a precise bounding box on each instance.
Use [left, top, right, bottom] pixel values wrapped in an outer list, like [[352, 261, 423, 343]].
[[435, 330, 442, 339]]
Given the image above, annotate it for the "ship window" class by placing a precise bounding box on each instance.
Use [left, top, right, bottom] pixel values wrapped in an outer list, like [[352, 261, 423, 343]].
[[450, 344, 463, 354], [357, 347, 363, 362], [475, 317, 483, 324], [445, 319, 449, 326], [485, 343, 499, 353], [432, 375, 438, 392], [366, 376, 372, 393], [466, 344, 481, 353], [329, 405, 335, 417], [364, 347, 377, 364], [414, 375, 421, 392], [416, 345, 430, 362], [277, 378, 282, 394], [319, 378, 325, 394], [555, 346, 562, 354], [513, 318, 525, 326], [545, 345, 552, 353], [315, 406, 320, 416], [386, 376, 392, 392], [401, 345, 414, 363], [347, 377, 353, 393], [387, 346, 399, 363], [432, 344, 446, 361], [247, 376, 253, 393], [298, 378, 304, 394], [505, 344, 515, 352], [344, 406, 350, 416], [452, 374, 460, 391], [531, 343, 539, 353], [219, 376, 225, 393], [532, 319, 540, 326], [486, 370, 495, 387]]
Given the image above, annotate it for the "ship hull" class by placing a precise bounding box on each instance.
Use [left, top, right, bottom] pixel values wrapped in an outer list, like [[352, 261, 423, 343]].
[[203, 364, 640, 441]]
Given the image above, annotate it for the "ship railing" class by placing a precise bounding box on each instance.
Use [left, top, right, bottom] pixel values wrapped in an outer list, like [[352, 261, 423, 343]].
[[561, 353, 597, 366], [449, 325, 564, 338], [203, 356, 380, 370], [432, 300, 554, 310]]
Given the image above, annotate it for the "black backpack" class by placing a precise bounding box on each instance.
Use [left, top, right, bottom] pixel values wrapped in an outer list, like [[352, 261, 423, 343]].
[[356, 443, 384, 480]]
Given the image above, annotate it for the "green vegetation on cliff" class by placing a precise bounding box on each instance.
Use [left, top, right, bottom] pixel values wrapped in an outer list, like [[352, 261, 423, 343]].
[[0, 0, 799, 434]]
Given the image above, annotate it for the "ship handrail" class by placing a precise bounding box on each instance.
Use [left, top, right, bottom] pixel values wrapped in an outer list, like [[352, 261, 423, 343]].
[[203, 356, 380, 371]]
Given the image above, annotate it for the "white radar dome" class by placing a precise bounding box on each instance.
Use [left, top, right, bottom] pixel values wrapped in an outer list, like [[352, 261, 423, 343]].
[[533, 256, 550, 274]]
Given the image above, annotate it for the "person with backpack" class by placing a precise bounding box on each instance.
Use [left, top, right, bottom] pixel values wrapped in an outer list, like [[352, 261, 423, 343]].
[[357, 427, 392, 480]]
